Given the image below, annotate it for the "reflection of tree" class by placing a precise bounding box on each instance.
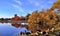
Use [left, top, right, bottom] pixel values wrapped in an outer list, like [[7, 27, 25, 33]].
[[11, 23, 20, 28]]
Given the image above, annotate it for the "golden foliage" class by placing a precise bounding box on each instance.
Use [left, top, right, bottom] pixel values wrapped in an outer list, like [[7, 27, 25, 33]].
[[28, 0, 60, 32], [28, 10, 57, 32], [51, 0, 60, 10], [28, 10, 39, 32]]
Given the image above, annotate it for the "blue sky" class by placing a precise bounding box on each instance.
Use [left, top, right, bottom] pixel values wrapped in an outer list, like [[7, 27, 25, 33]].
[[0, 0, 57, 18]]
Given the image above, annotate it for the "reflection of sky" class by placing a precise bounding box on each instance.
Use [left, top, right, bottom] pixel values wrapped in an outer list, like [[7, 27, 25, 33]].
[[0, 23, 30, 36], [0, 0, 57, 18]]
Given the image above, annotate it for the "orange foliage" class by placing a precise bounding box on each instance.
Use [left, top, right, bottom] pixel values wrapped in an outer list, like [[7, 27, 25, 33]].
[[28, 10, 58, 32], [11, 23, 20, 28], [12, 16, 20, 21], [20, 16, 25, 20], [12, 16, 25, 21]]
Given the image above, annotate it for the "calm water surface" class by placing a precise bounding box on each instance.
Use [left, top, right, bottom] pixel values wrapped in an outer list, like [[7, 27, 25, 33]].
[[0, 23, 29, 36]]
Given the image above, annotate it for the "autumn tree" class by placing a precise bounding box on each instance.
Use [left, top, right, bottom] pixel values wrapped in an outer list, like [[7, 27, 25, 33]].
[[28, 0, 60, 32], [28, 10, 39, 32], [25, 14, 31, 20], [50, 0, 60, 11], [37, 11, 49, 29], [28, 10, 57, 32], [51, 0, 60, 21]]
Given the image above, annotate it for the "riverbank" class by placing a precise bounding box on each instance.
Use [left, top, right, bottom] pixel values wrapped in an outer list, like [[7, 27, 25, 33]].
[[0, 20, 27, 23]]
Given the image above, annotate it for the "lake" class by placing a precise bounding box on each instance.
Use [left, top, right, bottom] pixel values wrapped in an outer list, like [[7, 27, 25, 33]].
[[0, 23, 30, 36]]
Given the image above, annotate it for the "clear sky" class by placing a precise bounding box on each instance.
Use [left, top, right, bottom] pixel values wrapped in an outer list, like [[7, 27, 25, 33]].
[[0, 0, 57, 18]]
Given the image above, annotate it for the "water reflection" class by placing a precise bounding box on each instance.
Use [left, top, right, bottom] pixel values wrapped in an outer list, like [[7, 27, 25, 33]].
[[0, 23, 30, 36], [11, 23, 20, 28], [0, 23, 17, 36]]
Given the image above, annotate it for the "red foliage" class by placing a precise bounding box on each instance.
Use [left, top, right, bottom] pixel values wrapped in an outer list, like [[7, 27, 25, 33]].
[[12, 16, 25, 20], [12, 16, 20, 21], [11, 23, 21, 28], [20, 16, 25, 20]]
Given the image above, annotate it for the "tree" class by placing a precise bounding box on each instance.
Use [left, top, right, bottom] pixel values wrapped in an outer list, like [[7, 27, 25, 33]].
[[12, 14, 20, 21], [28, 10, 39, 32], [1, 18, 4, 21], [51, 0, 60, 11], [28, 0, 60, 32], [47, 11, 57, 25], [28, 10, 57, 32], [25, 14, 31, 20]]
